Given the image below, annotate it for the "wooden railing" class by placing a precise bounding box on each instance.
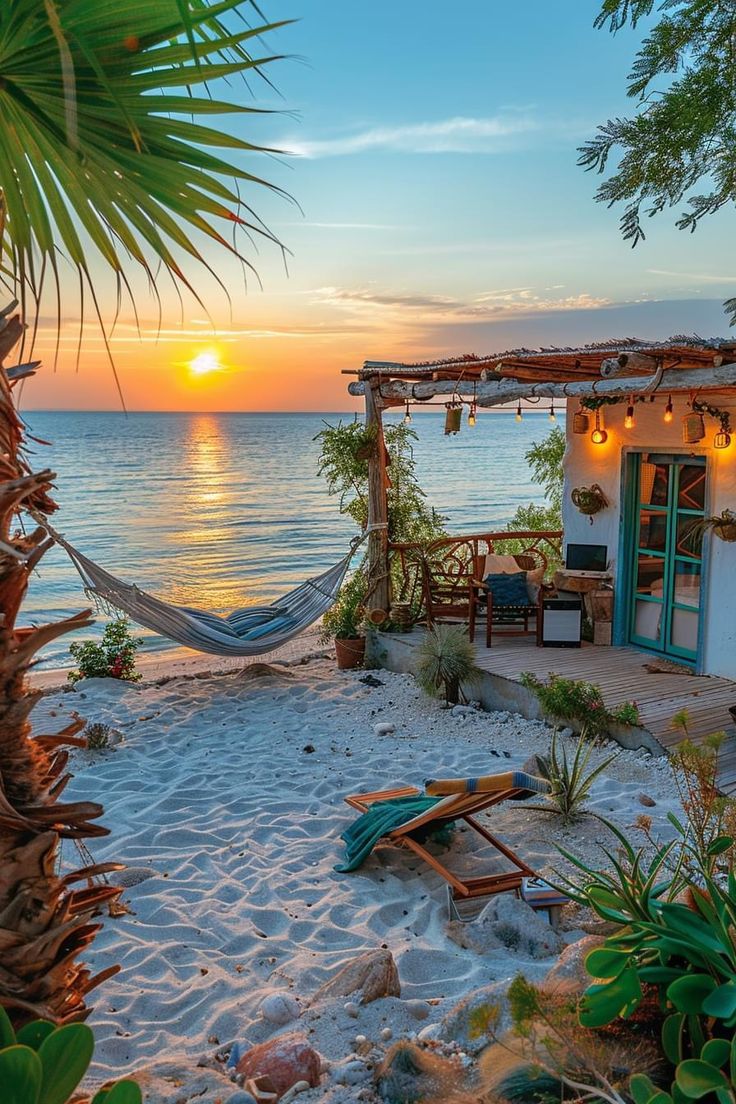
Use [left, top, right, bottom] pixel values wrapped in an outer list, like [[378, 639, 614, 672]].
[[389, 530, 563, 612]]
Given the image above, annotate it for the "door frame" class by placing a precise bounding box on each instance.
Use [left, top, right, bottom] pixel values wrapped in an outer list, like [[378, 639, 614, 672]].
[[614, 446, 712, 673]]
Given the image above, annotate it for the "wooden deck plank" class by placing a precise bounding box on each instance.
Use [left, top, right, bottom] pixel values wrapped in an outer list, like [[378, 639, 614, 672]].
[[412, 632, 736, 792]]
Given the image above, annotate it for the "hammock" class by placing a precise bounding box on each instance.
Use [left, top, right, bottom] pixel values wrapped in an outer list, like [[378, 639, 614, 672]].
[[38, 522, 367, 657]]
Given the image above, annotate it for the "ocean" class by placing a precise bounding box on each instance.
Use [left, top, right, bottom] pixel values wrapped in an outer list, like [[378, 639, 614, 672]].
[[20, 410, 559, 666]]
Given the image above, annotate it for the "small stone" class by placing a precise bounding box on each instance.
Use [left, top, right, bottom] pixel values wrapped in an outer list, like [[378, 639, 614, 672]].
[[259, 992, 301, 1026], [235, 1033, 321, 1097], [302, 744, 315, 754], [638, 793, 657, 807], [380, 1027, 393, 1041], [335, 1059, 370, 1085], [208, 1034, 219, 1045], [404, 999, 431, 1021], [280, 1081, 311, 1103], [227, 1093, 257, 1104], [312, 948, 400, 1005], [373, 722, 395, 737], [344, 1001, 360, 1018], [354, 1034, 367, 1045]]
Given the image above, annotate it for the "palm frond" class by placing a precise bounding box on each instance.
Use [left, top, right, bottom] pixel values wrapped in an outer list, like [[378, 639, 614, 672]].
[[0, 0, 292, 339]]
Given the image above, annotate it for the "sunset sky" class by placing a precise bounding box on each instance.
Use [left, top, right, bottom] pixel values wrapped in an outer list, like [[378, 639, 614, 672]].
[[23, 1, 736, 413]]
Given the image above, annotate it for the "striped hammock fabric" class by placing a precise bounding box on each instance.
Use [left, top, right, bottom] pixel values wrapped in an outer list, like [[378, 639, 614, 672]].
[[43, 526, 365, 657]]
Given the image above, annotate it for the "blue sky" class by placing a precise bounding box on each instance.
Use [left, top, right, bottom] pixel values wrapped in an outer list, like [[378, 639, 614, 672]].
[[28, 2, 736, 410]]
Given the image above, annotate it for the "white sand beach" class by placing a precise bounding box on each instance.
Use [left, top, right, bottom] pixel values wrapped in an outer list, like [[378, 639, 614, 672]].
[[32, 655, 684, 1102]]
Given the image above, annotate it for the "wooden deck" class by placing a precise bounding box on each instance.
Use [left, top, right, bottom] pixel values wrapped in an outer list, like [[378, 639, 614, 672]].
[[376, 631, 736, 793]]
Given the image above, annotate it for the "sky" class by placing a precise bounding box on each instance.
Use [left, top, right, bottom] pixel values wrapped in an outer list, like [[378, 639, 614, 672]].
[[22, 1, 736, 412]]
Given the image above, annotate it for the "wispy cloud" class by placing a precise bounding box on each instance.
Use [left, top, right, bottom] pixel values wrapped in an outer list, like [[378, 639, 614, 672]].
[[314, 285, 610, 322], [284, 113, 538, 158], [278, 221, 406, 230], [647, 268, 736, 284]]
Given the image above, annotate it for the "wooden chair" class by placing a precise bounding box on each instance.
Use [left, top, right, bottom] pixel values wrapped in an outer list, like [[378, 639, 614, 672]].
[[343, 772, 547, 901], [421, 558, 480, 639], [470, 552, 551, 647]]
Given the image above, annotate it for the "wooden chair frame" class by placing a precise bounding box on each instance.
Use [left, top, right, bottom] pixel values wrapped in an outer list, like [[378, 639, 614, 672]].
[[344, 784, 537, 900]]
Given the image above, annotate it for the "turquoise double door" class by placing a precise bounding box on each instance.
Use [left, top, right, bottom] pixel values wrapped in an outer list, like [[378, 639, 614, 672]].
[[626, 454, 705, 665]]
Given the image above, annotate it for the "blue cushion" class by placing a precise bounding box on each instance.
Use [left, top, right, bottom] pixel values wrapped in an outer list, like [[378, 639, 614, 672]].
[[484, 571, 532, 607]]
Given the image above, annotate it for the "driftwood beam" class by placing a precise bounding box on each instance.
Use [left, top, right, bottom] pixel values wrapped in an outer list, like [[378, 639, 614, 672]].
[[347, 362, 736, 406]]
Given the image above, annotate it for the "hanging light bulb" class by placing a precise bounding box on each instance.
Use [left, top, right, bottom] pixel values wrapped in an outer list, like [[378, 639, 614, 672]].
[[591, 410, 608, 445], [624, 398, 635, 430], [515, 402, 523, 423], [664, 395, 673, 423], [402, 401, 412, 425], [714, 430, 732, 450], [468, 403, 477, 427], [548, 402, 556, 423]]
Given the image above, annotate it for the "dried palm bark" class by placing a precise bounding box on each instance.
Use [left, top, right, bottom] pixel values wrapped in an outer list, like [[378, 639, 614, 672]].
[[0, 303, 121, 1026]]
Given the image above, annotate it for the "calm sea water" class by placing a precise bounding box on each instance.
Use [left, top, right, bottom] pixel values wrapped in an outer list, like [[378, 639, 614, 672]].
[[21, 411, 560, 666]]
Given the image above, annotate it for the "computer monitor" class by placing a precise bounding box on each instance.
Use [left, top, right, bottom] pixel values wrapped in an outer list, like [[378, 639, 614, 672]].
[[565, 543, 608, 572]]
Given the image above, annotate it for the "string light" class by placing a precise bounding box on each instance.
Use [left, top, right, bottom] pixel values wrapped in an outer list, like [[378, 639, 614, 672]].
[[714, 430, 732, 450], [515, 402, 523, 422], [403, 401, 412, 425], [548, 402, 557, 423], [624, 398, 635, 430], [591, 410, 608, 445], [664, 395, 673, 423]]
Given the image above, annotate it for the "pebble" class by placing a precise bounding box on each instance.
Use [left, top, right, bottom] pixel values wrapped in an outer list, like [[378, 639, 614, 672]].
[[344, 1001, 360, 1018], [404, 999, 431, 1021], [259, 992, 301, 1026], [638, 792, 657, 807], [336, 1059, 371, 1085], [373, 722, 395, 737], [280, 1082, 311, 1103], [354, 1034, 367, 1045], [227, 1093, 257, 1104], [380, 1027, 393, 1041]]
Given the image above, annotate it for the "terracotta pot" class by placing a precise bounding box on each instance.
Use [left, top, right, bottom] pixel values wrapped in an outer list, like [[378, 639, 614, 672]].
[[334, 636, 365, 669]]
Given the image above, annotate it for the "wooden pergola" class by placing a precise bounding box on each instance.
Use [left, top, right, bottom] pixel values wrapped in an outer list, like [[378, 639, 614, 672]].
[[346, 337, 736, 618]]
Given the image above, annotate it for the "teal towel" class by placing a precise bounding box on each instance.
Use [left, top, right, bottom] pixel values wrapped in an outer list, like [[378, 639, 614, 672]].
[[335, 795, 441, 873]]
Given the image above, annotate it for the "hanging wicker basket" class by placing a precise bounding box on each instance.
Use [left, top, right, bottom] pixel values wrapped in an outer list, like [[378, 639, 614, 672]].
[[572, 410, 590, 434], [682, 412, 705, 444], [713, 522, 736, 543]]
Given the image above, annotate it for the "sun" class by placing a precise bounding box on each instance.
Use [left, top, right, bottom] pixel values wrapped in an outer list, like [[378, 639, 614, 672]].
[[189, 351, 222, 378]]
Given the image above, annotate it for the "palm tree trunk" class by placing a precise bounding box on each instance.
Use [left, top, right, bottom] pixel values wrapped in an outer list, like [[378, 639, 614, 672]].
[[0, 306, 121, 1026]]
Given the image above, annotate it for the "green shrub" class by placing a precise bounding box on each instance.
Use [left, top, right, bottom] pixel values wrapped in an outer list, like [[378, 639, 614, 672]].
[[321, 569, 367, 641], [520, 671, 639, 738], [0, 1007, 140, 1103], [416, 623, 481, 705], [68, 618, 143, 683], [531, 728, 618, 824]]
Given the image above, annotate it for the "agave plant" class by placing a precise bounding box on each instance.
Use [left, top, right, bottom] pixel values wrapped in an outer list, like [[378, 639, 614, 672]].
[[529, 727, 618, 825], [0, 0, 288, 1026], [416, 623, 481, 705]]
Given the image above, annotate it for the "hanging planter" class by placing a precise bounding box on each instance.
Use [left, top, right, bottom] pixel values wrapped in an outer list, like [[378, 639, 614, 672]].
[[571, 483, 608, 522], [685, 510, 736, 544], [682, 411, 705, 444], [572, 409, 590, 434]]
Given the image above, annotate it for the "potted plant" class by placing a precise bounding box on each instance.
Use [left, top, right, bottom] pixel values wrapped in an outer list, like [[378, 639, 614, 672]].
[[686, 508, 736, 544], [571, 483, 608, 517], [321, 570, 367, 669]]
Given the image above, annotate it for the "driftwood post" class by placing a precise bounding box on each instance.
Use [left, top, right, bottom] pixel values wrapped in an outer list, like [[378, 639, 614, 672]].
[[364, 377, 390, 618]]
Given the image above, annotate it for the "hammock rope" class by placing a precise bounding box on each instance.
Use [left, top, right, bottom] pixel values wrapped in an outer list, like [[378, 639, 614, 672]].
[[31, 514, 370, 658]]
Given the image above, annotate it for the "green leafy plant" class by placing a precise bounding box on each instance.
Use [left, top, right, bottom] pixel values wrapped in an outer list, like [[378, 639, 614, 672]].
[[520, 671, 640, 738], [529, 728, 619, 825], [68, 618, 143, 683], [684, 510, 736, 546], [321, 569, 367, 641], [0, 1006, 140, 1103], [580, 1, 736, 325], [669, 713, 736, 877], [504, 427, 565, 561], [415, 623, 481, 705]]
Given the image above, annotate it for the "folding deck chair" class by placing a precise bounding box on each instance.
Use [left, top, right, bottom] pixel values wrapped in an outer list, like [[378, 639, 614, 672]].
[[340, 770, 550, 902]]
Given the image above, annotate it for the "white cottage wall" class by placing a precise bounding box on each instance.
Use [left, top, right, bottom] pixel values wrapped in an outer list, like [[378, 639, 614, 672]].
[[562, 391, 736, 680]]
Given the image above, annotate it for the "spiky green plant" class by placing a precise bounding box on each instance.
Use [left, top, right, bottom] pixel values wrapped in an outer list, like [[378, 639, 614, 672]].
[[415, 623, 481, 705], [530, 728, 618, 825]]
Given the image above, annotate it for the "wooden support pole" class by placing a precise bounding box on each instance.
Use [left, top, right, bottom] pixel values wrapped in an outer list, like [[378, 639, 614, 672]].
[[364, 379, 390, 619], [348, 362, 736, 407]]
